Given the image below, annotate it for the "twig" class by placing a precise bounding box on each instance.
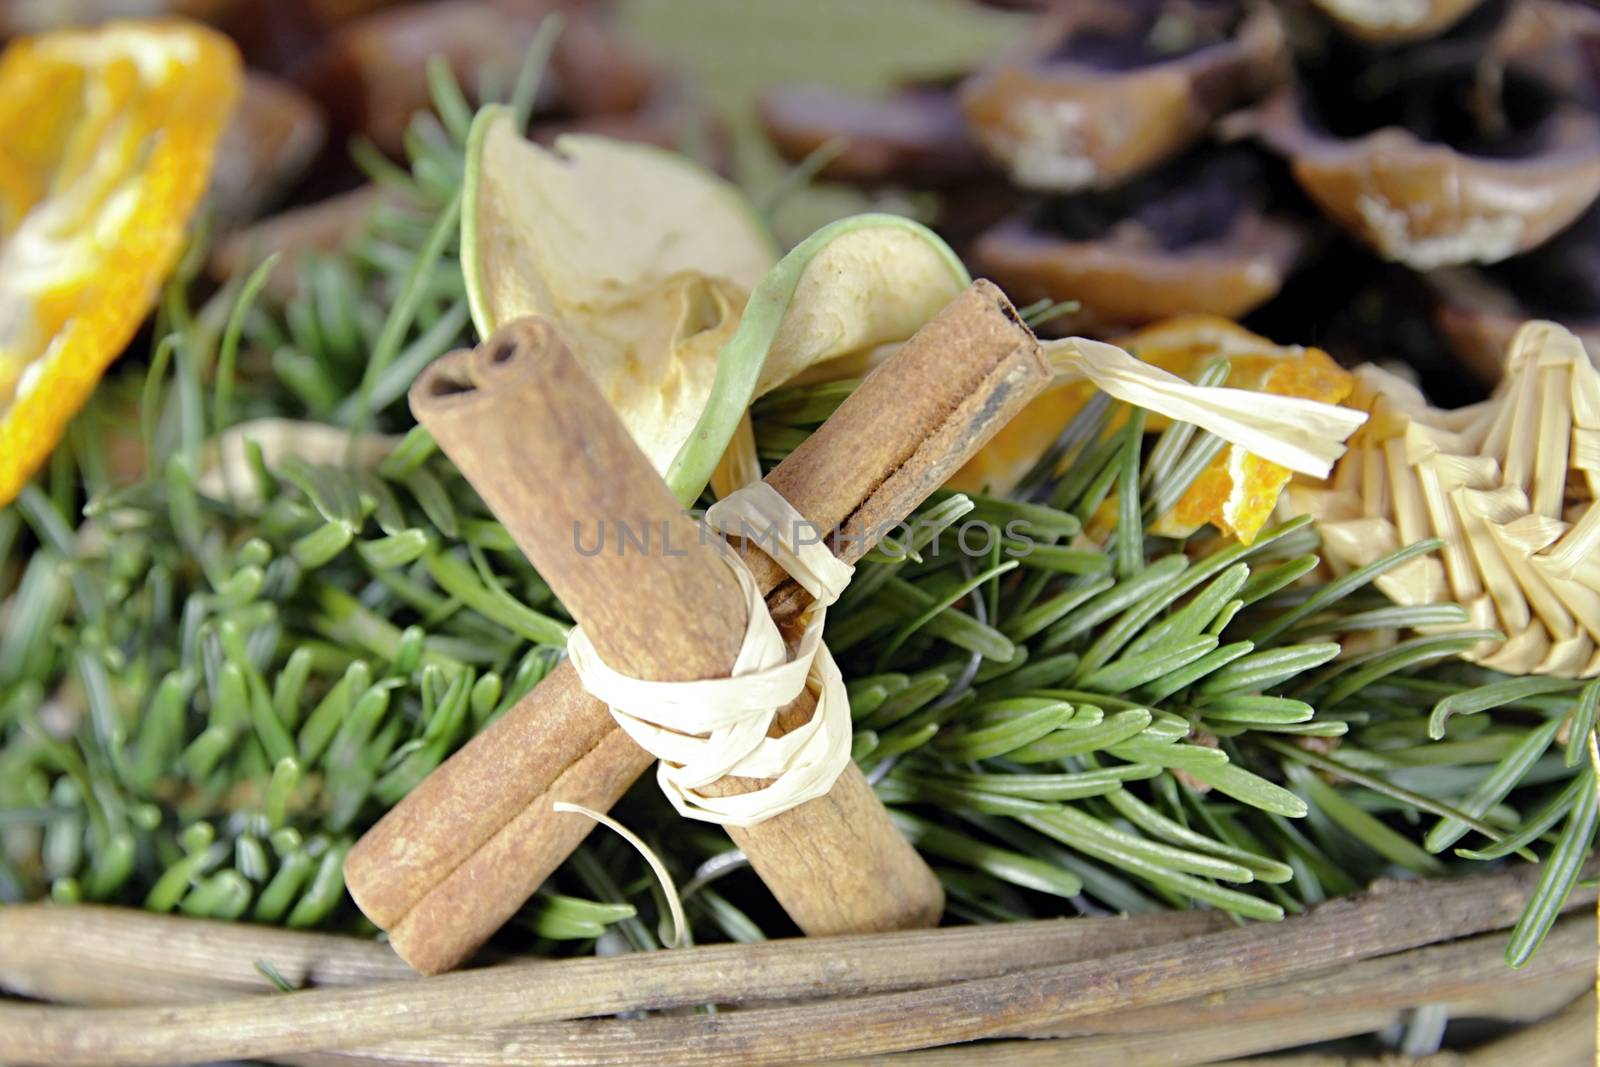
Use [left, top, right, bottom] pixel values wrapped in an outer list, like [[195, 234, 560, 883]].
[[0, 904, 413, 1005], [1032, 914, 1596, 1038], [273, 918, 1600, 1067], [299, 866, 1599, 1067], [1462, 991, 1596, 1066], [0, 907, 1219, 1058], [0, 866, 1590, 1066]]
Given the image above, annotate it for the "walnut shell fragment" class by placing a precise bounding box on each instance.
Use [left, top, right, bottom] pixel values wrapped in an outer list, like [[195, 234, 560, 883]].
[[533, 89, 729, 174], [1496, 0, 1600, 106], [1307, 0, 1490, 45], [209, 185, 385, 301], [1429, 268, 1600, 386], [296, 0, 657, 153], [1251, 86, 1600, 269], [1427, 197, 1600, 382], [959, 1, 1286, 191], [0, 0, 241, 36], [969, 150, 1305, 334], [209, 71, 328, 228], [761, 85, 989, 186]]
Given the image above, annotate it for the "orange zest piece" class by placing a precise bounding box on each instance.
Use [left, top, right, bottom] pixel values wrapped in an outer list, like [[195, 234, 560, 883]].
[[0, 19, 241, 505]]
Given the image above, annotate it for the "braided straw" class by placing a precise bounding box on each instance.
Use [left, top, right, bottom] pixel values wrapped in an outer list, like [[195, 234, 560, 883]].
[[1291, 320, 1600, 677]]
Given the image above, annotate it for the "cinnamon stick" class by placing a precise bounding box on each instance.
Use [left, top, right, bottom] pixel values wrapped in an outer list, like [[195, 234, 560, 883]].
[[345, 280, 1051, 973], [347, 317, 758, 972], [709, 282, 1054, 928]]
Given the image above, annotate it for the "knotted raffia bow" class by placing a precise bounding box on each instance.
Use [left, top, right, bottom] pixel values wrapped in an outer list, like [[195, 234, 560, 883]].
[[568, 483, 855, 826], [570, 336, 1374, 827]]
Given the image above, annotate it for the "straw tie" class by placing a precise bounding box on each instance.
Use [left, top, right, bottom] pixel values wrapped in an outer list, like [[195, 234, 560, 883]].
[[568, 482, 855, 826]]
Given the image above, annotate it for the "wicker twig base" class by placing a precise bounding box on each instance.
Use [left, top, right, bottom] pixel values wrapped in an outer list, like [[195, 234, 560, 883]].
[[0, 864, 1594, 1066]]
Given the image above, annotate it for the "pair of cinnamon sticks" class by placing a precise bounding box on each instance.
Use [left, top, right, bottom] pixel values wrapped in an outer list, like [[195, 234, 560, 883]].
[[344, 280, 1051, 973]]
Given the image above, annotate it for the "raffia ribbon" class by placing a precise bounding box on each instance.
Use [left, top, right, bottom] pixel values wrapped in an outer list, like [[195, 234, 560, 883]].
[[567, 483, 855, 827], [1046, 337, 1369, 478]]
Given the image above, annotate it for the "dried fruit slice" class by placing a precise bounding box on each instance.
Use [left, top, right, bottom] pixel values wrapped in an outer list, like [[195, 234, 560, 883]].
[[462, 106, 970, 504], [0, 19, 241, 505], [461, 105, 776, 493]]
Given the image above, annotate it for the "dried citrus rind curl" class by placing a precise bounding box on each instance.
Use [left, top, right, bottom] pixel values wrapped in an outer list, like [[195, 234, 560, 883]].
[[0, 19, 241, 505], [1134, 318, 1354, 544]]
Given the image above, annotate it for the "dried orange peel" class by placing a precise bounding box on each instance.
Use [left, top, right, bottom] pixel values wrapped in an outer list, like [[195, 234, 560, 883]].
[[0, 19, 241, 505], [1136, 319, 1354, 543], [950, 316, 1356, 544]]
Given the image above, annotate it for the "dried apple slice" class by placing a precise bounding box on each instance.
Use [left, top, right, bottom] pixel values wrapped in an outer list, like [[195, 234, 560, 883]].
[[462, 106, 972, 504], [664, 212, 971, 500], [462, 105, 776, 485]]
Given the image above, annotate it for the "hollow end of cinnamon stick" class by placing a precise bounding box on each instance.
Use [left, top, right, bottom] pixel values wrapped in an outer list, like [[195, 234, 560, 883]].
[[409, 317, 749, 675]]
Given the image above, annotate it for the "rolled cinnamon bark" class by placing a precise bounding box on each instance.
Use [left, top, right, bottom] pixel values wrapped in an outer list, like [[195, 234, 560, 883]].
[[345, 280, 1050, 973], [717, 280, 1052, 935], [349, 319, 749, 973]]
